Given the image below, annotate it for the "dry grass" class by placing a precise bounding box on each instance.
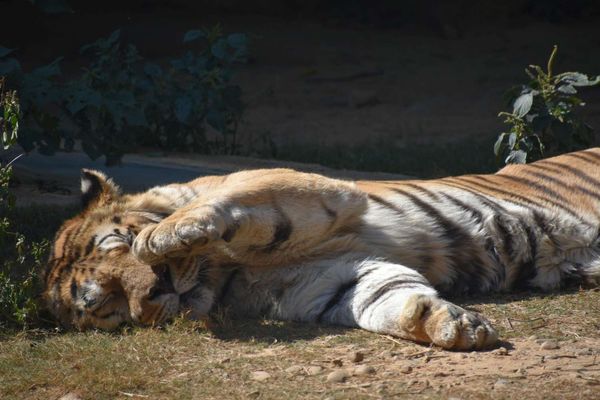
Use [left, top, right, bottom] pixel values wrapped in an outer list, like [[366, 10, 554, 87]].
[[2, 289, 600, 400]]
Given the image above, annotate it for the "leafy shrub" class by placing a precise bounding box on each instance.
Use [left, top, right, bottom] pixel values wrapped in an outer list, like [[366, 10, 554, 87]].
[[0, 26, 247, 165], [0, 78, 49, 329], [494, 46, 599, 165]]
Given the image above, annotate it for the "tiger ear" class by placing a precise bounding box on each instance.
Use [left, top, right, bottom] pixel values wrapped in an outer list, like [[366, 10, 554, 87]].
[[80, 169, 120, 210]]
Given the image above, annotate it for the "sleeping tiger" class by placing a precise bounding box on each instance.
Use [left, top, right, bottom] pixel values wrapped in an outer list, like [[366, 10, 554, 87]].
[[43, 148, 600, 350]]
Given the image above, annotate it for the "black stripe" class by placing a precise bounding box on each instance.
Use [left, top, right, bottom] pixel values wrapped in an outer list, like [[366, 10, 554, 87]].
[[492, 214, 515, 258], [440, 179, 510, 214], [359, 279, 428, 316], [221, 219, 240, 242], [403, 183, 440, 201], [70, 278, 78, 300], [84, 235, 96, 256], [457, 176, 585, 222], [567, 151, 600, 165], [494, 174, 577, 209], [439, 192, 484, 224], [316, 279, 358, 322], [367, 193, 404, 215], [392, 187, 490, 292], [540, 161, 600, 191], [263, 209, 293, 253], [96, 310, 119, 319]]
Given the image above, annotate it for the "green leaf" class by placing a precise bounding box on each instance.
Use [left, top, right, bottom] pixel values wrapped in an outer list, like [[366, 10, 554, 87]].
[[557, 84, 577, 94], [30, 57, 63, 78], [558, 72, 600, 87], [211, 39, 228, 60], [144, 62, 163, 78], [508, 132, 517, 149], [0, 46, 14, 58], [32, 0, 73, 14], [505, 150, 527, 164], [227, 33, 247, 49], [183, 30, 205, 43], [0, 58, 21, 75], [493, 133, 507, 156], [174, 96, 192, 123], [106, 29, 121, 46], [513, 92, 533, 117]]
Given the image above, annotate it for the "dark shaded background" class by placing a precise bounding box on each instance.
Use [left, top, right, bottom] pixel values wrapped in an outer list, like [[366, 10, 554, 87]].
[[1, 0, 600, 176]]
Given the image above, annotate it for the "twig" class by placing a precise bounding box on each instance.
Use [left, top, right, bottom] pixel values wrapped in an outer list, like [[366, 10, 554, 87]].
[[506, 318, 514, 330], [118, 392, 149, 398], [577, 375, 600, 385], [380, 335, 407, 347]]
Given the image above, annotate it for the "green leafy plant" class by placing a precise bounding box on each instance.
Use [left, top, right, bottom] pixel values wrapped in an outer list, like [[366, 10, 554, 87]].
[[0, 26, 247, 165], [494, 45, 600, 165], [0, 78, 48, 329]]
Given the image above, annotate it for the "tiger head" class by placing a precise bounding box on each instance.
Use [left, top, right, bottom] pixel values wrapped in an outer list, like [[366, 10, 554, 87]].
[[43, 170, 212, 330]]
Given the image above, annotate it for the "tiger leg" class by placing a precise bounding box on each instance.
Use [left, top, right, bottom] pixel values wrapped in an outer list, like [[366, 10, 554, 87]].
[[132, 173, 366, 265], [269, 256, 498, 350]]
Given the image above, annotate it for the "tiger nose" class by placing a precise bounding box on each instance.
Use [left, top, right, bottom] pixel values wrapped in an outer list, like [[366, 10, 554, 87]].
[[147, 264, 176, 300]]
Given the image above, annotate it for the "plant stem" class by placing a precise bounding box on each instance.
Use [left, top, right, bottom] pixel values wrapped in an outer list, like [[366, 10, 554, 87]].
[[547, 45, 558, 78]]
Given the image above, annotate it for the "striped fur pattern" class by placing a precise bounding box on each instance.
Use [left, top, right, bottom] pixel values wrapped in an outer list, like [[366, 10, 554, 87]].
[[43, 148, 600, 349]]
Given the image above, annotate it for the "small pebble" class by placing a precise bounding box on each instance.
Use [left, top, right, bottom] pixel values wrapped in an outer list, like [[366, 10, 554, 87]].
[[354, 365, 376, 375], [350, 351, 365, 363], [493, 379, 510, 390], [399, 365, 413, 374], [528, 335, 538, 341], [285, 365, 303, 374], [251, 371, 271, 381], [326, 369, 350, 383], [59, 394, 82, 400], [494, 347, 509, 355], [307, 365, 324, 376], [540, 340, 559, 350]]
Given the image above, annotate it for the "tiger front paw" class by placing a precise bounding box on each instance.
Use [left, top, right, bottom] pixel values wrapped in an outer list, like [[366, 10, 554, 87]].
[[400, 295, 498, 351], [132, 205, 232, 264]]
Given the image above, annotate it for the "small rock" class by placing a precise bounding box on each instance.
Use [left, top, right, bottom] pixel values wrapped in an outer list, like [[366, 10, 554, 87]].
[[219, 357, 231, 364], [528, 335, 538, 341], [251, 371, 271, 381], [350, 351, 365, 363], [247, 390, 260, 398], [374, 383, 387, 393], [540, 340, 560, 350], [399, 365, 413, 374], [354, 365, 376, 375], [493, 379, 510, 390], [332, 359, 343, 367], [326, 369, 350, 383], [59, 394, 82, 400], [307, 365, 323, 376], [494, 347, 509, 356], [285, 365, 303, 374]]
